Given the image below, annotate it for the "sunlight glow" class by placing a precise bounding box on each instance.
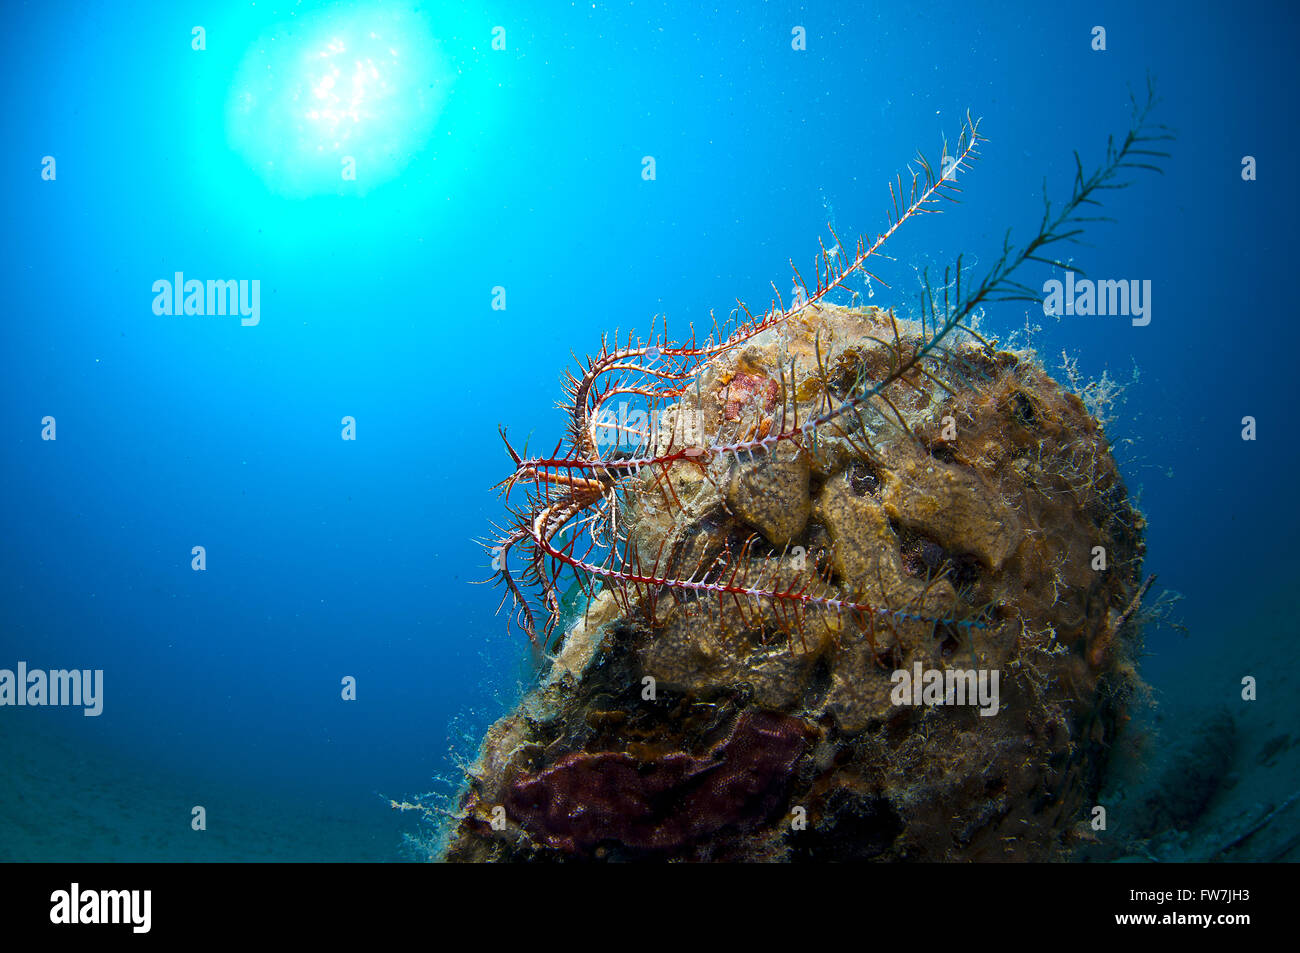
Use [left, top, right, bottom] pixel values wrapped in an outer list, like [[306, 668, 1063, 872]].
[[227, 5, 449, 197]]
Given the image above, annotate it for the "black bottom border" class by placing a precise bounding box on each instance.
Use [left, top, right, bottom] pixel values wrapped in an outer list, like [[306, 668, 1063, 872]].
[[2, 861, 1277, 940]]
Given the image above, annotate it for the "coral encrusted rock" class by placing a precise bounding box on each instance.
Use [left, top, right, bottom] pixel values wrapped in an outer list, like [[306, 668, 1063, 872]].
[[444, 303, 1148, 862]]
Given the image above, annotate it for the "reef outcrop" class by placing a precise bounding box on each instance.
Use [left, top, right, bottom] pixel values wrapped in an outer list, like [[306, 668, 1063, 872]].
[[443, 303, 1148, 862]]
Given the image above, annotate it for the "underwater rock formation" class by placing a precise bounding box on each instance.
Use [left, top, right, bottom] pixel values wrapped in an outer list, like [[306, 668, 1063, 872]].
[[444, 304, 1148, 862], [438, 93, 1168, 862]]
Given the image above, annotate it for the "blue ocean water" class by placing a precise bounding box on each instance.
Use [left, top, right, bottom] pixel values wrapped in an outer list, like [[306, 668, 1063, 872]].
[[2, 0, 1296, 861]]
